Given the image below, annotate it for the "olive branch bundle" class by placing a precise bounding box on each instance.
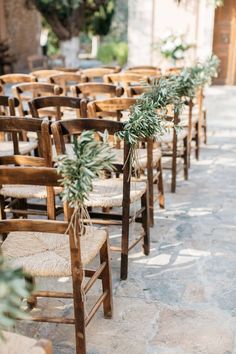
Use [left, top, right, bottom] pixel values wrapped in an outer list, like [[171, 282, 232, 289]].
[[0, 256, 33, 339], [56, 130, 115, 235]]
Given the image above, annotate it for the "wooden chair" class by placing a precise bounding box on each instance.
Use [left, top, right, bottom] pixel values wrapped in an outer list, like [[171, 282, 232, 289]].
[[81, 67, 119, 82], [0, 117, 59, 220], [126, 67, 162, 78], [0, 165, 113, 354], [27, 54, 49, 72], [0, 96, 38, 156], [128, 65, 161, 71], [102, 65, 121, 73], [104, 73, 150, 90], [127, 86, 188, 193], [0, 74, 36, 95], [71, 83, 124, 115], [51, 118, 150, 280], [29, 95, 87, 120], [3, 332, 52, 354], [30, 69, 62, 82], [49, 72, 87, 95], [12, 82, 63, 117], [87, 98, 164, 226]]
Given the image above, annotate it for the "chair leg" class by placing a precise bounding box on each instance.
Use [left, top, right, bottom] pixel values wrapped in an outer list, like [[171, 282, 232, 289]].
[[157, 159, 165, 209], [120, 216, 129, 281], [72, 273, 86, 354], [203, 110, 207, 144], [171, 146, 177, 193], [147, 164, 154, 228], [100, 237, 113, 319], [46, 188, 56, 220], [141, 190, 150, 256], [183, 136, 189, 180], [26, 275, 37, 310], [0, 195, 7, 241], [195, 121, 200, 160]]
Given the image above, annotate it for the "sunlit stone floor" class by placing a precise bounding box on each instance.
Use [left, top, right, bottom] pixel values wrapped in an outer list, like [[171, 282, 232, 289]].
[[12, 87, 236, 353]]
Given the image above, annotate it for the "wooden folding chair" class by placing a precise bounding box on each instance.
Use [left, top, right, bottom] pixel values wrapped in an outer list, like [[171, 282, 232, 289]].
[[0, 117, 60, 221], [29, 95, 87, 120], [51, 118, 150, 280], [0, 165, 113, 354], [49, 72, 87, 95], [87, 97, 165, 226]]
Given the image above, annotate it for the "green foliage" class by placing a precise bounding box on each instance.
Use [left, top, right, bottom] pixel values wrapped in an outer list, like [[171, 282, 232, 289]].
[[86, 0, 115, 36], [117, 55, 220, 146], [56, 130, 115, 208], [97, 41, 128, 65], [0, 257, 33, 339], [34, 0, 82, 18]]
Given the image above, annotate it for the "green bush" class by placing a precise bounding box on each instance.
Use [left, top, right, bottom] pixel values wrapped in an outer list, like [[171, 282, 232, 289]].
[[97, 41, 128, 66]]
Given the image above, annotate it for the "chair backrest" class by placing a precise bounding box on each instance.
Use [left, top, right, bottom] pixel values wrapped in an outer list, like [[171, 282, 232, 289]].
[[104, 73, 149, 87], [87, 97, 136, 121], [30, 70, 62, 82], [127, 65, 160, 71], [81, 67, 118, 82], [126, 68, 162, 77], [71, 83, 124, 103], [27, 55, 49, 72], [12, 82, 63, 116], [126, 85, 152, 98], [0, 165, 85, 271], [29, 95, 87, 120], [49, 73, 87, 95], [0, 116, 46, 158], [0, 74, 36, 94], [0, 95, 19, 116], [102, 65, 121, 73]]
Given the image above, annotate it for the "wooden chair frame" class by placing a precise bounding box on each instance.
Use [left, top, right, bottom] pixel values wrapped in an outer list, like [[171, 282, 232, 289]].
[[0, 165, 113, 354], [29, 95, 88, 120], [81, 67, 119, 82], [0, 74, 36, 94], [87, 97, 165, 225], [49, 72, 87, 95], [51, 118, 150, 280]]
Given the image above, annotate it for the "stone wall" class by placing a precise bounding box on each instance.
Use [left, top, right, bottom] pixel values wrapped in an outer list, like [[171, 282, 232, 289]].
[[4, 0, 41, 72]]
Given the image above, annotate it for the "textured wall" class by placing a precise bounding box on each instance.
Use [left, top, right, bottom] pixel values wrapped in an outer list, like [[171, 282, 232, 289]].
[[4, 0, 41, 72]]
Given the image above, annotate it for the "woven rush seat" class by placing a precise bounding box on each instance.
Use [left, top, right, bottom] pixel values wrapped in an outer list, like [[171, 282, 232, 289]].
[[85, 178, 146, 208], [2, 226, 107, 277], [0, 185, 61, 199], [0, 140, 38, 156], [1, 331, 49, 354], [112, 147, 162, 169]]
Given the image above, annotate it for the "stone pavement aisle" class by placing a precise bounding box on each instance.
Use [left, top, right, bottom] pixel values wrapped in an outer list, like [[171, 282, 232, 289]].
[[15, 87, 236, 354]]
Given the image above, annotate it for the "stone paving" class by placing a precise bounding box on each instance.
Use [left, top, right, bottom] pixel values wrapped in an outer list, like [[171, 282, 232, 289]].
[[14, 86, 236, 353]]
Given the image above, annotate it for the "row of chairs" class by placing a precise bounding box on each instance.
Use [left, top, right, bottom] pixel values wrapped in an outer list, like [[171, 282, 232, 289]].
[[0, 65, 206, 354]]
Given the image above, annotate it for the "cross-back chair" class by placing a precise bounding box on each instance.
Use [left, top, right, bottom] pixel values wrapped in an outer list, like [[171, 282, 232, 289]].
[[29, 95, 87, 120], [87, 97, 164, 226], [12, 82, 63, 117], [0, 165, 113, 354], [127, 85, 189, 193], [0, 117, 60, 221], [81, 67, 119, 82], [0, 74, 36, 95], [51, 118, 150, 280], [49, 72, 87, 95]]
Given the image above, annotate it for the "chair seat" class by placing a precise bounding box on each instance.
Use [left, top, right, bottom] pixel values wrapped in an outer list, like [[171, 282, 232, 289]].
[[0, 140, 38, 156], [1, 331, 50, 354], [157, 128, 188, 144], [2, 226, 107, 277], [112, 148, 162, 169], [0, 185, 61, 199], [85, 178, 146, 208]]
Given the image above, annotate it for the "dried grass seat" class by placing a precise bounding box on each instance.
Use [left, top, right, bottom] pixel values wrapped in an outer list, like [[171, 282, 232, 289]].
[[2, 226, 107, 277], [1, 331, 52, 354], [0, 185, 61, 199]]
